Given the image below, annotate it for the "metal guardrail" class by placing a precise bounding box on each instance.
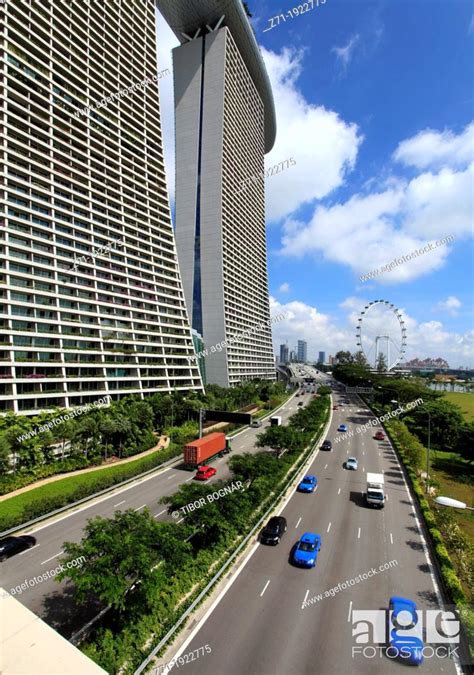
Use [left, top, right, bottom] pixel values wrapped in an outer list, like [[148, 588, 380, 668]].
[[134, 400, 332, 675], [0, 452, 182, 539], [0, 394, 296, 539]]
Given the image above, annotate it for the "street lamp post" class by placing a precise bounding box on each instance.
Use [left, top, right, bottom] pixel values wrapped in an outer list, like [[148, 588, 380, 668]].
[[434, 496, 474, 511]]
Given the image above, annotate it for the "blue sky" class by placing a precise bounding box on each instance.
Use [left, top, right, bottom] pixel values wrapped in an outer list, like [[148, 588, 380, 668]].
[[156, 0, 473, 367]]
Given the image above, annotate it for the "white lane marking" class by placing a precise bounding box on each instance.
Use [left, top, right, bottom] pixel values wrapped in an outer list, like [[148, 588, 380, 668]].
[[390, 532, 393, 544], [385, 494, 388, 502], [362, 467, 365, 472], [167, 475, 174, 480], [362, 451, 365, 455], [41, 551, 63, 565], [27, 464, 176, 535], [154, 509, 167, 518], [260, 579, 271, 597], [302, 589, 309, 606], [134, 504, 146, 511], [177, 517, 185, 524], [20, 544, 40, 555], [357, 527, 361, 539], [348, 600, 353, 622], [327, 522, 332, 533], [346, 449, 349, 454], [295, 517, 302, 528], [338, 487, 341, 495], [324, 463, 328, 469], [114, 500, 126, 507], [185, 476, 194, 482]]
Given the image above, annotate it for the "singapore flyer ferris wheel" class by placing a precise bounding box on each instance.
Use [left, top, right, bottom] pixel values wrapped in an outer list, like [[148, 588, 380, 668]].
[[356, 300, 407, 371]]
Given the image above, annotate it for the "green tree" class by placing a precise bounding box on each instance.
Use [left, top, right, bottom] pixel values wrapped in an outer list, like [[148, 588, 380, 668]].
[[56, 510, 189, 612], [0, 433, 12, 473], [335, 351, 353, 364], [353, 350, 369, 367]]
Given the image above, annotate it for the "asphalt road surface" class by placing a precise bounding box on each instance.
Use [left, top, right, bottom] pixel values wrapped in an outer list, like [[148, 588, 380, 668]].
[[164, 391, 460, 675], [0, 388, 316, 637]]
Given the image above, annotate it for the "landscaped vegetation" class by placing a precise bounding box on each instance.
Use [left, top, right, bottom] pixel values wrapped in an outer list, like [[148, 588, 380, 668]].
[[55, 393, 330, 674], [0, 381, 287, 498], [333, 355, 473, 655]]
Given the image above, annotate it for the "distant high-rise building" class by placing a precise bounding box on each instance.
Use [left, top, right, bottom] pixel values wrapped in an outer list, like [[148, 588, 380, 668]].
[[159, 0, 277, 386], [318, 351, 326, 364], [328, 355, 335, 365], [290, 350, 297, 363], [1, 0, 202, 415], [279, 344, 289, 365], [297, 340, 307, 363]]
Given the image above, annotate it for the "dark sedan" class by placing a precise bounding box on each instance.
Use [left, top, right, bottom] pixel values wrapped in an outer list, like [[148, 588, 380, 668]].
[[0, 535, 36, 561], [260, 516, 287, 545]]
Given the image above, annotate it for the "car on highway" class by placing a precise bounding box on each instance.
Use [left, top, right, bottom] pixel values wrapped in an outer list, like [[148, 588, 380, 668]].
[[292, 532, 321, 567], [297, 401, 304, 406], [374, 431, 385, 440], [195, 465, 217, 481], [388, 596, 424, 665], [337, 424, 348, 432], [250, 419, 262, 428], [345, 457, 358, 470], [321, 440, 332, 451], [0, 535, 36, 561], [297, 474, 317, 492], [332, 405, 338, 410], [260, 516, 287, 545]]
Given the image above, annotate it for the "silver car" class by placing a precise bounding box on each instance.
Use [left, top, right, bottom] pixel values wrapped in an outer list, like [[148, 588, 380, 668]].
[[346, 457, 358, 470]]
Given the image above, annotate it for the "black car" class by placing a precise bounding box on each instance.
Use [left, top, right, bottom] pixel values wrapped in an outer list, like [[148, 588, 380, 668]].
[[298, 401, 304, 406], [260, 516, 287, 545], [321, 440, 332, 451], [0, 535, 36, 561]]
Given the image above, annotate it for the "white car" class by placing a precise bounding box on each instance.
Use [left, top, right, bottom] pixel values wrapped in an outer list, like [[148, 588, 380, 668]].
[[346, 457, 358, 470]]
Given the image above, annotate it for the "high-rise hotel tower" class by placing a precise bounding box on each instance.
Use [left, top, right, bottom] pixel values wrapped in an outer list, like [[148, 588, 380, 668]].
[[157, 0, 277, 387], [0, 0, 202, 414]]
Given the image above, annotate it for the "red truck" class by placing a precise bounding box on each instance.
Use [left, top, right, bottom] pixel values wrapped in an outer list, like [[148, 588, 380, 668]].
[[183, 432, 228, 469]]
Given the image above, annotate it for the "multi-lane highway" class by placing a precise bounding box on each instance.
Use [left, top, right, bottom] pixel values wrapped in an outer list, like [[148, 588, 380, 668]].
[[0, 386, 316, 637], [160, 389, 459, 675]]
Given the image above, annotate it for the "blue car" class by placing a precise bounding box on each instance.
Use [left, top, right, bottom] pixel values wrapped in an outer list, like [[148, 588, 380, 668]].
[[297, 474, 317, 493], [389, 596, 424, 665], [338, 424, 347, 432], [292, 532, 321, 568]]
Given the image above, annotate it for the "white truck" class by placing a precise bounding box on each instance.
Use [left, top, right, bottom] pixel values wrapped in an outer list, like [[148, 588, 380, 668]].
[[366, 472, 385, 508], [270, 416, 282, 427]]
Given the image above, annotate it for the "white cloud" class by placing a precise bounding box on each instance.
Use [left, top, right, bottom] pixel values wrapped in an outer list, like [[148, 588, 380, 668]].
[[270, 296, 351, 361], [279, 282, 290, 293], [331, 34, 360, 72], [393, 123, 474, 170], [279, 122, 474, 283], [436, 296, 462, 317], [155, 11, 179, 206], [271, 295, 474, 367], [261, 47, 363, 222]]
